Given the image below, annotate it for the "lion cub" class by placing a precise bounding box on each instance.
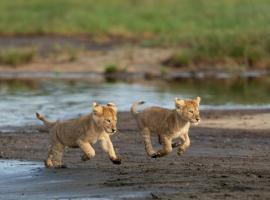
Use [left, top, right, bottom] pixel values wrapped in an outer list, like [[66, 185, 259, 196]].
[[36, 102, 121, 168], [131, 97, 201, 158]]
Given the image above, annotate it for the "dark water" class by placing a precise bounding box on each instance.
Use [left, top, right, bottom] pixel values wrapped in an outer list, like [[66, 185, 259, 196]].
[[0, 78, 269, 127]]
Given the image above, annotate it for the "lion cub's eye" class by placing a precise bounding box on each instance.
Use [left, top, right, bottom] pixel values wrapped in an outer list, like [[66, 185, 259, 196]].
[[106, 119, 111, 123], [189, 110, 194, 114]]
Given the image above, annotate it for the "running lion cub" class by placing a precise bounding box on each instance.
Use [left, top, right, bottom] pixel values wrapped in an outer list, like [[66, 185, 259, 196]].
[[131, 97, 201, 158], [36, 102, 121, 168]]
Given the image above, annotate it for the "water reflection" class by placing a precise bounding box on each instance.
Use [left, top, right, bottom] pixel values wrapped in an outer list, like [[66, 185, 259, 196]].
[[0, 78, 269, 127], [166, 76, 270, 105]]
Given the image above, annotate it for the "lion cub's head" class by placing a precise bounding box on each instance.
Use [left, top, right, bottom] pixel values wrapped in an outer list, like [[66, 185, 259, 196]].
[[175, 97, 201, 125], [92, 102, 118, 134]]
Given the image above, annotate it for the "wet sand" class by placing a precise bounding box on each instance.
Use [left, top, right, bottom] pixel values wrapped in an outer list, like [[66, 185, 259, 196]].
[[0, 110, 269, 199]]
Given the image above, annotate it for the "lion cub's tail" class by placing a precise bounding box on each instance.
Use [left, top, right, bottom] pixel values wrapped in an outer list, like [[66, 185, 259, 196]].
[[131, 101, 145, 116], [36, 113, 56, 128]]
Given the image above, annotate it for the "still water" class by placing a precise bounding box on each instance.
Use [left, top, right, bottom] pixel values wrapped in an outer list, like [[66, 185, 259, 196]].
[[0, 78, 269, 127]]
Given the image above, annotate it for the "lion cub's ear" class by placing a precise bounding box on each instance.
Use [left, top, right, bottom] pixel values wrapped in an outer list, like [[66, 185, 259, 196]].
[[92, 102, 103, 115], [107, 102, 117, 113], [195, 96, 201, 105], [175, 97, 185, 108]]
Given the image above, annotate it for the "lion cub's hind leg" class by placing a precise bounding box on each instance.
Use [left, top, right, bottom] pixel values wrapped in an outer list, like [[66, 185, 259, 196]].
[[152, 135, 172, 158], [44, 149, 54, 168], [45, 141, 65, 168], [141, 127, 155, 157]]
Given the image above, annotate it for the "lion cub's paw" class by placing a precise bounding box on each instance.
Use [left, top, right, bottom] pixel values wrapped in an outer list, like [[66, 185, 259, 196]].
[[110, 156, 121, 165], [81, 154, 90, 161], [44, 159, 67, 169], [55, 164, 67, 169], [177, 148, 185, 156], [44, 159, 53, 168], [151, 152, 161, 158]]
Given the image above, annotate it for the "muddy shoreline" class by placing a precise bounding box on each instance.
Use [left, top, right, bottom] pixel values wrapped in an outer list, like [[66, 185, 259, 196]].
[[0, 110, 269, 199], [0, 35, 269, 83], [0, 70, 269, 83]]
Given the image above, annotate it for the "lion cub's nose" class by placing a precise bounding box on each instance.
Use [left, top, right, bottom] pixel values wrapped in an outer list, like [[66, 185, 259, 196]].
[[196, 118, 200, 122], [112, 129, 117, 133]]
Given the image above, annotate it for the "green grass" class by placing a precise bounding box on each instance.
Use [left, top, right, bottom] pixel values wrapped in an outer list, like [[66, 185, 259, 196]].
[[0, 0, 269, 41], [104, 64, 119, 74], [52, 44, 83, 62], [104, 64, 127, 74], [165, 35, 270, 68], [0, 0, 269, 67], [0, 48, 35, 66]]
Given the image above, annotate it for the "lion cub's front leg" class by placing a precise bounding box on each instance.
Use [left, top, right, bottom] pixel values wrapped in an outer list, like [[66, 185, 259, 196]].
[[152, 136, 172, 158], [77, 139, 96, 161], [171, 136, 185, 148], [177, 133, 190, 155], [100, 134, 121, 164]]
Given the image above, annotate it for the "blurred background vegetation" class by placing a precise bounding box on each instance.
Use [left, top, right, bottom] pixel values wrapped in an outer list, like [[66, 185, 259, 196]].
[[0, 0, 269, 68]]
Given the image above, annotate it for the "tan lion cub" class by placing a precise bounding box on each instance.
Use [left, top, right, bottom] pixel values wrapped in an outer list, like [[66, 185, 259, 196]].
[[131, 97, 201, 158], [36, 102, 121, 168]]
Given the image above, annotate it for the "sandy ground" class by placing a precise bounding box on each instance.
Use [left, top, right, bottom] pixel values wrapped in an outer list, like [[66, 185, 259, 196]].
[[0, 109, 269, 199]]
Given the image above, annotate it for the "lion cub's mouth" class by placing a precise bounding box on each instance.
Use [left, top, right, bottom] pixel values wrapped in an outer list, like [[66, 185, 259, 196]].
[[105, 129, 117, 135], [191, 119, 201, 125]]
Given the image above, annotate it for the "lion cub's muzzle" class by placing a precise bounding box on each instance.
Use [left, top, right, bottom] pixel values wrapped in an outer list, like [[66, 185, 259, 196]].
[[111, 128, 117, 134], [191, 117, 201, 125], [105, 128, 117, 135]]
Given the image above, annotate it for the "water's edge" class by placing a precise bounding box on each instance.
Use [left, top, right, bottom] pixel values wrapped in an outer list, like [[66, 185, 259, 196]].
[[0, 78, 270, 127]]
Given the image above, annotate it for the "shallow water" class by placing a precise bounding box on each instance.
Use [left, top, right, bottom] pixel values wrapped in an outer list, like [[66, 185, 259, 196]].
[[0, 78, 269, 127], [0, 159, 42, 176], [0, 160, 150, 199]]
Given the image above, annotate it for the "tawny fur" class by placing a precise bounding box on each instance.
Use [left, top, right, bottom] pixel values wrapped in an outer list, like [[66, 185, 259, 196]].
[[131, 97, 201, 158], [36, 102, 121, 168]]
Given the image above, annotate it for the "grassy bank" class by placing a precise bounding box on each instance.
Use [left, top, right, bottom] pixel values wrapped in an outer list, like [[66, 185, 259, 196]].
[[163, 34, 270, 69], [0, 0, 269, 41], [0, 48, 35, 66], [0, 0, 269, 68]]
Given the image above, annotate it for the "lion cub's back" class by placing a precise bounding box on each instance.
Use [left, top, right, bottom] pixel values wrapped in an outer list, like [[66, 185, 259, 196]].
[[137, 106, 172, 128], [52, 115, 89, 145]]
